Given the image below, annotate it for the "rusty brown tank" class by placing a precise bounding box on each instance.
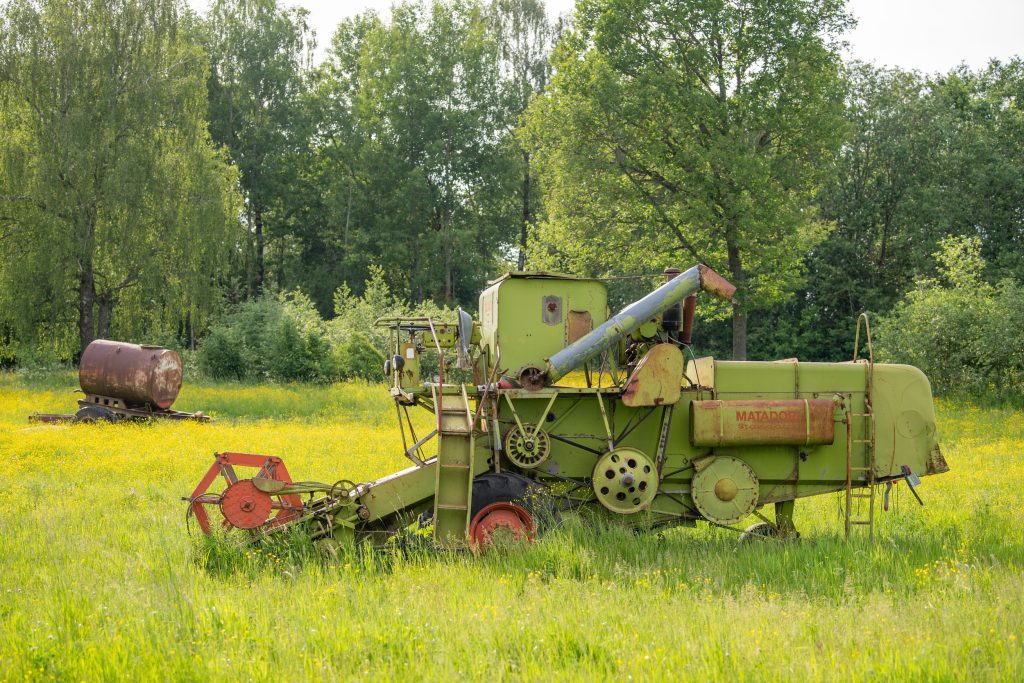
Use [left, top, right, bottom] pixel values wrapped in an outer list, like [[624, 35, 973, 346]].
[[689, 398, 837, 447], [79, 340, 183, 410]]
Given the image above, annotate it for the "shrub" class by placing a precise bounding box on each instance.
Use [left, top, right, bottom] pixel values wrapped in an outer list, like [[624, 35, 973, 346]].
[[328, 266, 459, 379], [197, 329, 245, 380], [198, 293, 339, 383], [335, 333, 385, 381], [267, 318, 316, 381], [876, 236, 1024, 398]]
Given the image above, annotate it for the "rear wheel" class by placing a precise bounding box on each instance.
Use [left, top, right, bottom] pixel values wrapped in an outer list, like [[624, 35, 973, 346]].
[[471, 472, 557, 528], [467, 472, 556, 549]]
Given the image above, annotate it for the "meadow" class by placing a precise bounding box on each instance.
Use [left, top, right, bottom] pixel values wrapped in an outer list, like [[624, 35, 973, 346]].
[[0, 370, 1022, 681]]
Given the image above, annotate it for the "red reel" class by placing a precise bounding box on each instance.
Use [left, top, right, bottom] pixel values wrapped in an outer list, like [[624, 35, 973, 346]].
[[187, 452, 304, 534]]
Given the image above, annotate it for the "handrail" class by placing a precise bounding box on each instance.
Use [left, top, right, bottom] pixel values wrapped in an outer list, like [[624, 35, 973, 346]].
[[852, 312, 874, 366]]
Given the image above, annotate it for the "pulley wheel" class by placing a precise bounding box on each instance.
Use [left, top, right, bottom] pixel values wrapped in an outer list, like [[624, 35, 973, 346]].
[[220, 480, 274, 529], [330, 479, 357, 503], [591, 447, 658, 514], [690, 456, 759, 525], [504, 424, 551, 469]]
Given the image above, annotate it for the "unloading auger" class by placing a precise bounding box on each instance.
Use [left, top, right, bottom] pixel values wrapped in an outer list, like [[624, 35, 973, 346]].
[[185, 264, 948, 549]]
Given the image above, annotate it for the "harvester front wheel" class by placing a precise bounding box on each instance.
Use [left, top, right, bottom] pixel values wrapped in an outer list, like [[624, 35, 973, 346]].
[[470, 472, 557, 533]]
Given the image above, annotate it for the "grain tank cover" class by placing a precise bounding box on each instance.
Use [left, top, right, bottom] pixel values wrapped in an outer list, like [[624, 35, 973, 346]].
[[79, 339, 183, 410], [478, 272, 608, 380]]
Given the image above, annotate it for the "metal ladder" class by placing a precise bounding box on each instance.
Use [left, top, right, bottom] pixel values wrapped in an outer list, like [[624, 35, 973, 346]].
[[845, 313, 877, 539], [432, 384, 476, 545]]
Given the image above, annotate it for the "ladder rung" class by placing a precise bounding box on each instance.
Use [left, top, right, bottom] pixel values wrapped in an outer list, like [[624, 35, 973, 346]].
[[439, 463, 470, 469], [849, 466, 872, 471], [852, 439, 873, 444], [435, 504, 468, 511]]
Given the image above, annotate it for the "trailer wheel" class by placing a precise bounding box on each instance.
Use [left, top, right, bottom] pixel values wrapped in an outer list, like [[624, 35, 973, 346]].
[[470, 472, 558, 533], [73, 406, 119, 424]]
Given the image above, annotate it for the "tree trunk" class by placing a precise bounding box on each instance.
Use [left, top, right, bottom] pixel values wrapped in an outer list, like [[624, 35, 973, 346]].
[[445, 256, 454, 302], [253, 207, 265, 294], [78, 268, 96, 357], [726, 241, 747, 361], [518, 150, 531, 271], [96, 294, 114, 340], [186, 311, 196, 350]]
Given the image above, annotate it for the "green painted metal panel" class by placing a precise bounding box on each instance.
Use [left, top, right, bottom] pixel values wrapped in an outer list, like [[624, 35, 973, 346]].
[[479, 274, 608, 379]]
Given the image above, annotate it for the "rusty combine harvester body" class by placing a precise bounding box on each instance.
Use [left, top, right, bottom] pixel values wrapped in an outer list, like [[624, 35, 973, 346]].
[[31, 339, 208, 424], [187, 265, 947, 547]]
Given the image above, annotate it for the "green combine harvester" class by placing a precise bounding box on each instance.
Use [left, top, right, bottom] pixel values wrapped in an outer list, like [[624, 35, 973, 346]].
[[187, 264, 948, 548]]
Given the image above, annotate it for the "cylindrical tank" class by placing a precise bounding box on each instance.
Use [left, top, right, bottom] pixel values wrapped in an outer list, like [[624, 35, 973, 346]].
[[79, 340, 182, 409], [690, 399, 836, 447]]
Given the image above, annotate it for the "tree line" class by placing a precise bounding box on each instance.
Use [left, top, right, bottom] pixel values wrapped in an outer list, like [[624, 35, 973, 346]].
[[0, 0, 1021, 381]]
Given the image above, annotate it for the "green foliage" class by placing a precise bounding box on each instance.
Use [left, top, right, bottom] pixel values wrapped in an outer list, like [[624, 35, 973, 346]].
[[522, 0, 852, 358], [876, 237, 1024, 398], [334, 333, 385, 382], [329, 266, 458, 378], [197, 329, 246, 380], [768, 59, 1024, 362], [196, 271, 455, 383], [201, 0, 315, 296], [294, 0, 523, 311], [0, 0, 241, 358], [197, 292, 336, 382]]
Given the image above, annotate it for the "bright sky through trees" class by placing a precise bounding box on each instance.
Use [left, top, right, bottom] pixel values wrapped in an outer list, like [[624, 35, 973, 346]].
[[187, 0, 1023, 73]]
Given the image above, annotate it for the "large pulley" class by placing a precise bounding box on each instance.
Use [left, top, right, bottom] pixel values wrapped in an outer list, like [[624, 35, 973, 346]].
[[503, 424, 551, 469], [690, 456, 759, 525], [591, 447, 658, 514]]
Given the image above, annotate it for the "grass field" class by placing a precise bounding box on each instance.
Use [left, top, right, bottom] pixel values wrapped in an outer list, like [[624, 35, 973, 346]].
[[1, 370, 1022, 681]]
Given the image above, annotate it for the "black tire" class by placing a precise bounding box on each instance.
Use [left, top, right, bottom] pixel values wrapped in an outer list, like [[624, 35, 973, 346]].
[[470, 472, 558, 532], [73, 406, 119, 424]]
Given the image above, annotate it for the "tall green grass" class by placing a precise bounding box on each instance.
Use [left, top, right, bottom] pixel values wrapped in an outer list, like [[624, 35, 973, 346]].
[[0, 375, 1021, 681]]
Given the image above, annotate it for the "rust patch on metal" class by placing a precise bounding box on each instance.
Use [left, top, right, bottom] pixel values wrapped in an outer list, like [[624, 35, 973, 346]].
[[680, 295, 696, 344], [927, 443, 950, 474], [566, 310, 593, 345], [697, 264, 737, 302], [622, 344, 684, 407], [690, 399, 836, 447]]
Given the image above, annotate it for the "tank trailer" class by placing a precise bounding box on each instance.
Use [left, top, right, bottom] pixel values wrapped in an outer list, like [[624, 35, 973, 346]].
[[187, 264, 948, 547], [30, 339, 208, 424]]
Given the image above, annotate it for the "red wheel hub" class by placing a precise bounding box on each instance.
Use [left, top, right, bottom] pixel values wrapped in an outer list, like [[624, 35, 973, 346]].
[[186, 452, 303, 534], [220, 480, 273, 529], [469, 502, 535, 550]]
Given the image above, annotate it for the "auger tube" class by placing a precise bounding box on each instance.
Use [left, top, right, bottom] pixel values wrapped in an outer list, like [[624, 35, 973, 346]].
[[534, 264, 735, 388]]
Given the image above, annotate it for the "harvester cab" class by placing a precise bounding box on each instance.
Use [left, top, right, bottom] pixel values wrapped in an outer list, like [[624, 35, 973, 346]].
[[186, 264, 948, 550]]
